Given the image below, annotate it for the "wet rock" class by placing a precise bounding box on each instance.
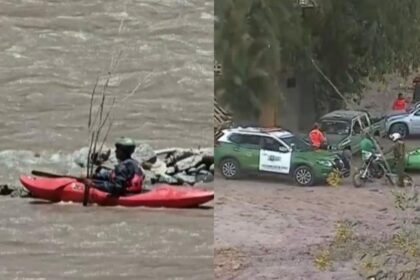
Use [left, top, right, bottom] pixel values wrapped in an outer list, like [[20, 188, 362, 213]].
[[175, 155, 203, 172], [149, 159, 167, 175], [11, 186, 31, 198], [0, 184, 31, 198], [155, 148, 177, 156], [157, 173, 180, 185], [166, 166, 176, 175], [196, 170, 214, 183], [73, 147, 91, 168], [132, 142, 156, 163], [142, 170, 158, 187], [0, 185, 13, 195], [173, 173, 196, 185], [201, 155, 214, 168], [187, 167, 197, 175], [196, 163, 207, 173], [164, 149, 194, 167]]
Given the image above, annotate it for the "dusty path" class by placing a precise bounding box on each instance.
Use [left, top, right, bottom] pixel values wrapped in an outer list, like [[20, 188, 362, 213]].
[[215, 176, 405, 279], [215, 139, 420, 279]]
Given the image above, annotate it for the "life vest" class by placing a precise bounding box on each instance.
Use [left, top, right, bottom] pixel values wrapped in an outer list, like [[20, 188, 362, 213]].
[[392, 99, 406, 111], [309, 129, 325, 148], [109, 159, 144, 193]]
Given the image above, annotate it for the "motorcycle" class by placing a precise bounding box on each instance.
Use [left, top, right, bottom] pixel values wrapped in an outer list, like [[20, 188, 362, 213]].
[[352, 153, 414, 188]]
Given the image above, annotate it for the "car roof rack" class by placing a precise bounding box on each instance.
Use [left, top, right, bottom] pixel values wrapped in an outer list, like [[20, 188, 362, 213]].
[[261, 127, 284, 133], [230, 126, 286, 134]]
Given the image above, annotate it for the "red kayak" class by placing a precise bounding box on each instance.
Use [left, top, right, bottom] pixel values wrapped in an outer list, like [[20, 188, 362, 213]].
[[19, 175, 214, 208]]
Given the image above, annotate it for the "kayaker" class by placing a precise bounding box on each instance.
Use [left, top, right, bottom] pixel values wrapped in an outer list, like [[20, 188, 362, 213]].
[[309, 123, 327, 149], [84, 137, 144, 195]]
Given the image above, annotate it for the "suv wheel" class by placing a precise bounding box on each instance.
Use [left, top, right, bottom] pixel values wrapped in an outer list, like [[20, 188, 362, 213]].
[[220, 158, 240, 179], [293, 166, 315, 186], [389, 123, 408, 138]]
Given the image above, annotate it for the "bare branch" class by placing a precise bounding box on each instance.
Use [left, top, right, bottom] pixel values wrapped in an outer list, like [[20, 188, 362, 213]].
[[99, 119, 114, 153], [86, 131, 95, 178], [88, 76, 99, 130], [120, 79, 143, 103]]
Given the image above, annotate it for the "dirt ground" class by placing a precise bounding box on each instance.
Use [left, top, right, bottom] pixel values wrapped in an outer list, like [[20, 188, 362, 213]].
[[214, 139, 420, 280]]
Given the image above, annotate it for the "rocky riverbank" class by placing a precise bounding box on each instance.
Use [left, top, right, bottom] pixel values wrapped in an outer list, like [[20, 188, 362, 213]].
[[0, 143, 213, 198]]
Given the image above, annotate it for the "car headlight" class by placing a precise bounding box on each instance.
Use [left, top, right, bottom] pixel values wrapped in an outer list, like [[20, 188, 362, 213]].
[[317, 160, 333, 167]]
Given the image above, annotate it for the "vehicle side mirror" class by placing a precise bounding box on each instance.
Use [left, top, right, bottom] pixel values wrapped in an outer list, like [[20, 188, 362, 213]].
[[279, 146, 289, 153]]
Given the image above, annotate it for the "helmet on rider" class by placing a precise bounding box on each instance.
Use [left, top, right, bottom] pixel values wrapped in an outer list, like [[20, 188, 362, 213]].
[[115, 137, 136, 160], [389, 133, 401, 142]]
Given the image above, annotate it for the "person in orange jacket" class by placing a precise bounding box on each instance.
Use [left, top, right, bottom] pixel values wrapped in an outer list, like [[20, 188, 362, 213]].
[[309, 123, 326, 149], [392, 93, 407, 111]]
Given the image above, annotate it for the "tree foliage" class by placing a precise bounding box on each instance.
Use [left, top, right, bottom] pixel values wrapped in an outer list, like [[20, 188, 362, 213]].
[[215, 0, 420, 121], [215, 0, 307, 121]]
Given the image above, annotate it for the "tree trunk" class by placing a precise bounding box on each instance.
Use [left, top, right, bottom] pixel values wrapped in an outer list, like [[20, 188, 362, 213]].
[[258, 99, 277, 127]]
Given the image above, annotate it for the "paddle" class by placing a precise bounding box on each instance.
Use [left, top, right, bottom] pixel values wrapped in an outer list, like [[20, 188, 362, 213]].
[[31, 170, 91, 206], [82, 180, 90, 206], [31, 170, 83, 180]]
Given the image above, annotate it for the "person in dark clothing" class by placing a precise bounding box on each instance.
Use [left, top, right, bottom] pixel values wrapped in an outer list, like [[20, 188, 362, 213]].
[[385, 133, 406, 187], [87, 137, 144, 195]]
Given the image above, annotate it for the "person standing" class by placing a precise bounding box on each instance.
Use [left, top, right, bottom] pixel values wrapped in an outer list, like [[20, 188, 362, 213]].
[[386, 133, 406, 187], [309, 123, 326, 149], [392, 93, 407, 111]]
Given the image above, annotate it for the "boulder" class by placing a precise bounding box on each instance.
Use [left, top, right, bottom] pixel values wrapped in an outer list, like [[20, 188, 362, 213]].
[[157, 173, 180, 185], [164, 149, 195, 166], [196, 163, 207, 173], [173, 173, 196, 185], [175, 155, 204, 172], [149, 159, 167, 176], [196, 170, 214, 183], [166, 166, 176, 175]]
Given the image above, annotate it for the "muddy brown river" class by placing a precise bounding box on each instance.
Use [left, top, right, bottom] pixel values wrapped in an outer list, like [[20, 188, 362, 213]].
[[0, 0, 213, 279]]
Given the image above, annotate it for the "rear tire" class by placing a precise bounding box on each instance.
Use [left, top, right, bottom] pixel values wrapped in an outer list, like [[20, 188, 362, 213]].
[[389, 123, 408, 138], [352, 169, 365, 188], [220, 158, 241, 179]]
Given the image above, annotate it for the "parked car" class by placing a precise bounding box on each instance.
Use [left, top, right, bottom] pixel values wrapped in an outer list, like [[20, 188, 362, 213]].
[[385, 106, 420, 138], [314, 110, 386, 155], [214, 127, 347, 186]]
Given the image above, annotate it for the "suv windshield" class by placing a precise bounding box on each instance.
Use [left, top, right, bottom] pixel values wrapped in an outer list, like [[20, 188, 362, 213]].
[[320, 120, 350, 135], [281, 135, 311, 152]]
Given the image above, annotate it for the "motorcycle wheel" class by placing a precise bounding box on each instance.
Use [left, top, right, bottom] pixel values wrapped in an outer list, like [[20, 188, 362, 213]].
[[372, 166, 385, 179], [352, 169, 365, 188]]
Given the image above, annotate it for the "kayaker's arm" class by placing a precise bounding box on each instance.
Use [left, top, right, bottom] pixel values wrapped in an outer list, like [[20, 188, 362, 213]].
[[91, 161, 140, 194], [93, 169, 112, 181]]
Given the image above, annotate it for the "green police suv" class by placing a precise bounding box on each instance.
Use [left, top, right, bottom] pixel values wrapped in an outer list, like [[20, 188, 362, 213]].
[[215, 127, 346, 186]]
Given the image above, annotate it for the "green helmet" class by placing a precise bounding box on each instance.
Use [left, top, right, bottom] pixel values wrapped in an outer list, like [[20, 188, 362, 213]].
[[115, 137, 136, 154]]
